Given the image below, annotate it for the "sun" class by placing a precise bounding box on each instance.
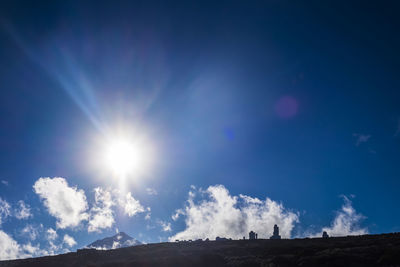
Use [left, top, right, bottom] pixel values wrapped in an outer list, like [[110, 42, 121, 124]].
[[102, 136, 148, 177], [89, 123, 155, 182], [104, 139, 137, 175]]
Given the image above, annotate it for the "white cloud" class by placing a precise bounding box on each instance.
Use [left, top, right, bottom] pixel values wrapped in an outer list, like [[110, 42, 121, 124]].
[[15, 200, 32, 220], [169, 185, 299, 241], [21, 224, 40, 241], [239, 194, 263, 204], [319, 196, 367, 237], [171, 209, 184, 221], [21, 243, 45, 257], [123, 192, 145, 217], [0, 199, 10, 225], [46, 228, 58, 241], [0, 197, 11, 225], [1, 225, 51, 259], [44, 228, 73, 255], [17, 227, 66, 257], [32, 180, 146, 232], [159, 220, 172, 232], [87, 188, 146, 231], [63, 234, 77, 247], [46, 240, 62, 255], [0, 230, 50, 260], [353, 133, 371, 146], [1, 180, 8, 186], [88, 187, 115, 232], [146, 188, 158, 195], [33, 177, 89, 229]]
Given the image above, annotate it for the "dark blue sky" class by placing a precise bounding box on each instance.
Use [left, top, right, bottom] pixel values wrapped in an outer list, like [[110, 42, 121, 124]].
[[0, 0, 400, 257]]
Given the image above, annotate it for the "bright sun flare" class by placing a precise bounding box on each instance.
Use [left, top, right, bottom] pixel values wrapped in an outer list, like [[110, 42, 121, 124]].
[[103, 138, 144, 176]]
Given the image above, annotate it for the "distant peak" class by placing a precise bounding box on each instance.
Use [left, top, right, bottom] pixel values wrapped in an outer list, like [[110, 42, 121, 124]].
[[87, 231, 141, 250]]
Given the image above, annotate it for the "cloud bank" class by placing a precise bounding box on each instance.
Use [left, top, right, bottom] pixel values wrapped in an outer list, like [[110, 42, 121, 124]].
[[33, 177, 89, 229], [169, 185, 299, 241], [0, 230, 28, 260], [0, 226, 74, 260], [0, 231, 47, 260]]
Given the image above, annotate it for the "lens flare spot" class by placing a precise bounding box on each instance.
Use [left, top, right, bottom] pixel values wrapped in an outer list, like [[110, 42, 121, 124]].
[[274, 96, 299, 119]]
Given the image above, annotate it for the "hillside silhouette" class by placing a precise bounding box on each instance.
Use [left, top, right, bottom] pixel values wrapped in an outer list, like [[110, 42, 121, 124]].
[[1, 233, 400, 266]]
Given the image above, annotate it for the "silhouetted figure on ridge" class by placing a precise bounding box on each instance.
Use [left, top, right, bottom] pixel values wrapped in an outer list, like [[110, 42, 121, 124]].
[[270, 224, 281, 240]]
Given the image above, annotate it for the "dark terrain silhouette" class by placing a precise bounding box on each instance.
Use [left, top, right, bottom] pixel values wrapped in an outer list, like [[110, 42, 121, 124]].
[[1, 233, 400, 267]]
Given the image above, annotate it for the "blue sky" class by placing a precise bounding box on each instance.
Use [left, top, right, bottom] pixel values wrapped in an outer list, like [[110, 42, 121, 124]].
[[1, 0, 400, 260]]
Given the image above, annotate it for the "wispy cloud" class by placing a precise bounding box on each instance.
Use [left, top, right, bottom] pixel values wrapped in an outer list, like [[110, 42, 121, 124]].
[[20, 224, 40, 241], [46, 228, 58, 241], [146, 188, 158, 195], [87, 187, 147, 232], [144, 207, 151, 220], [158, 220, 172, 232], [88, 188, 115, 232], [45, 228, 63, 255], [33, 177, 89, 229], [1, 180, 8, 186], [15, 200, 32, 220], [0, 197, 11, 225], [171, 209, 184, 221], [353, 133, 371, 146], [21, 243, 45, 258], [63, 234, 77, 247], [169, 185, 299, 241], [122, 192, 145, 217]]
